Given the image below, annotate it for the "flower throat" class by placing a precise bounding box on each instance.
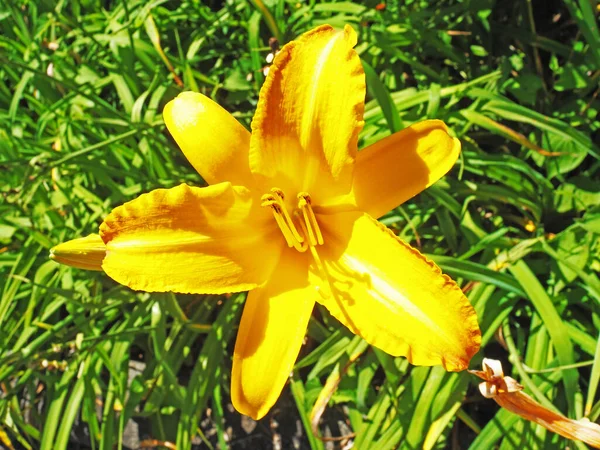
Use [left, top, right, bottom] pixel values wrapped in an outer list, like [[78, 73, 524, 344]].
[[261, 188, 324, 252]]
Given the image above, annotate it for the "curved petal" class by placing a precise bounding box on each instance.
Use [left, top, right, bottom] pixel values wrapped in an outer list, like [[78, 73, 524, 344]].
[[232, 250, 314, 420], [99, 183, 280, 294], [351, 120, 461, 218], [249, 25, 365, 201], [163, 92, 254, 187], [311, 211, 480, 371]]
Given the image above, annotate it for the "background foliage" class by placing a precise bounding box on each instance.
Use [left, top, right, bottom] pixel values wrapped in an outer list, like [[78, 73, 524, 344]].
[[1, 0, 599, 448]]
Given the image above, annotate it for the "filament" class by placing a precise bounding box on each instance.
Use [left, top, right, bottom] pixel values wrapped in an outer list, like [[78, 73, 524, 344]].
[[261, 189, 324, 253]]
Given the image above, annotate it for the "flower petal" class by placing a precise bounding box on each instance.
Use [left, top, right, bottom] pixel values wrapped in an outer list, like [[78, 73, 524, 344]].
[[163, 92, 254, 187], [311, 211, 480, 371], [351, 120, 461, 218], [249, 25, 365, 200], [472, 359, 600, 447], [50, 234, 105, 271], [100, 183, 280, 294], [231, 250, 315, 420]]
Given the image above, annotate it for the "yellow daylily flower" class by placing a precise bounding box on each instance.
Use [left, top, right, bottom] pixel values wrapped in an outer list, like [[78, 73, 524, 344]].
[[52, 24, 481, 420]]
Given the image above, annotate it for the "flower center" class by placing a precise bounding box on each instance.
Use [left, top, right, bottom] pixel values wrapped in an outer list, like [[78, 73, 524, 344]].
[[261, 188, 324, 253]]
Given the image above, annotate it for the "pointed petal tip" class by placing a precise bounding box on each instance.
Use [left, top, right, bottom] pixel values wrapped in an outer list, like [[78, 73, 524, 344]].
[[444, 332, 481, 372], [163, 92, 207, 132], [163, 91, 209, 120], [163, 92, 253, 186], [343, 24, 358, 46], [231, 395, 270, 421], [452, 135, 462, 154], [398, 311, 480, 372], [50, 234, 106, 271]]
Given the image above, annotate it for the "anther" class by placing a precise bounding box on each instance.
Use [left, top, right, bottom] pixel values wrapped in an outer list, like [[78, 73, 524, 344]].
[[270, 188, 285, 200], [297, 192, 311, 204], [260, 193, 276, 207], [263, 201, 282, 213]]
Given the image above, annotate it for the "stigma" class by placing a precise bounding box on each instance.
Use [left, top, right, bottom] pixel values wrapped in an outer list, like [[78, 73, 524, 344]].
[[261, 188, 324, 252]]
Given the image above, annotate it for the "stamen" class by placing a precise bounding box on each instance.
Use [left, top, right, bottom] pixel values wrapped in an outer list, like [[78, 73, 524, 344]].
[[298, 198, 318, 246], [266, 190, 304, 243], [292, 238, 308, 252], [281, 206, 304, 243], [265, 202, 295, 248], [261, 193, 276, 204], [270, 188, 285, 200], [262, 188, 324, 252], [297, 192, 311, 204], [308, 238, 326, 275], [261, 188, 305, 250], [293, 212, 310, 253], [297, 193, 324, 246]]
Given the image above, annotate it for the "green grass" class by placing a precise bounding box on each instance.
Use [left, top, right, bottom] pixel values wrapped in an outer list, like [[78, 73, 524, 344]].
[[1, 0, 599, 448]]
